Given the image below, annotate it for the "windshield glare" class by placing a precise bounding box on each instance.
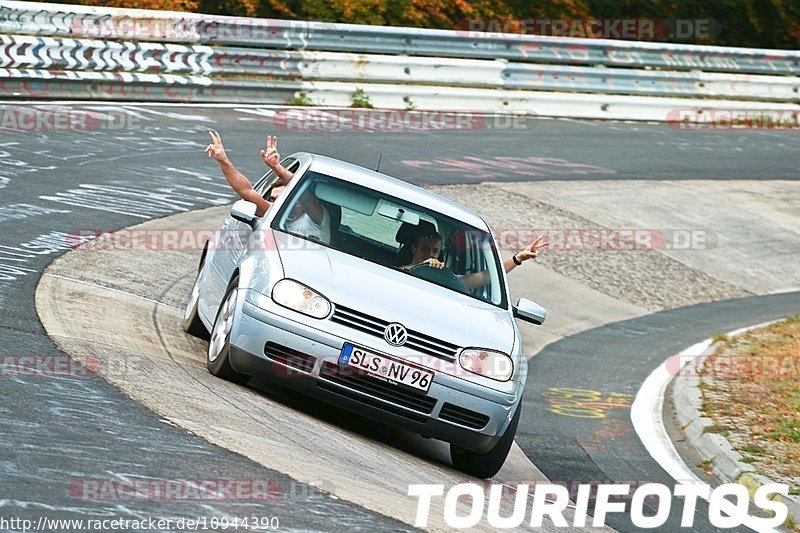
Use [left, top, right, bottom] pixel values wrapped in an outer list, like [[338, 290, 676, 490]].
[[272, 171, 506, 307]]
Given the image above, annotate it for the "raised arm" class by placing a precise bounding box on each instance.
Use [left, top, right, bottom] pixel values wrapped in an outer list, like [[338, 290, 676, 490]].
[[462, 235, 549, 290], [205, 130, 270, 217], [506, 235, 548, 272], [260, 134, 325, 225]]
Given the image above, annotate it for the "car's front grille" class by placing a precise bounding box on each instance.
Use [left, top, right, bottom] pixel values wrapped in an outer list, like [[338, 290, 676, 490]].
[[319, 361, 436, 415], [331, 305, 460, 362], [263, 342, 315, 374], [439, 403, 490, 430]]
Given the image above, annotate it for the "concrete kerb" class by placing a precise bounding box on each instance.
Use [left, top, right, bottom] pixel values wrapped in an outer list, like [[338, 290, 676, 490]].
[[671, 341, 800, 525]]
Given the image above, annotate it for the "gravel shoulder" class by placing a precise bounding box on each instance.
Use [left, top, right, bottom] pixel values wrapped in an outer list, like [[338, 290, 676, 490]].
[[428, 183, 754, 311]]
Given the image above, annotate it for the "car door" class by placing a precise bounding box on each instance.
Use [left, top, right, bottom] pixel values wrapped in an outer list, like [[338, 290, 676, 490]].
[[203, 160, 297, 321]]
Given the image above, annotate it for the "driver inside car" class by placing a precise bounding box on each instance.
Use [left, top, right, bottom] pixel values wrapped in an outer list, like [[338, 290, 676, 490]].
[[400, 231, 548, 290]]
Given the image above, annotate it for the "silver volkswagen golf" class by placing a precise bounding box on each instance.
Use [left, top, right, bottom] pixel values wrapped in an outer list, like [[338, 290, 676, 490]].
[[183, 153, 546, 478]]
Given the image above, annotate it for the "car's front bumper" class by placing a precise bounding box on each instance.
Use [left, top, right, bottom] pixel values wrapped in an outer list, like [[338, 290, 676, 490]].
[[228, 292, 522, 453]]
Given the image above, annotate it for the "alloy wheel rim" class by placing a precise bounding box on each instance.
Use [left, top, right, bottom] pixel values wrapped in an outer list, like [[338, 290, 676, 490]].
[[208, 291, 236, 363]]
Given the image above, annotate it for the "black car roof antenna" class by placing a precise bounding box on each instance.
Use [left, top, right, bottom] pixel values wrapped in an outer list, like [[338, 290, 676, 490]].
[[374, 131, 387, 173]]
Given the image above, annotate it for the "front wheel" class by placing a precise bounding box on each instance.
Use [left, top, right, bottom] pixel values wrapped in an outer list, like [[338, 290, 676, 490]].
[[207, 277, 249, 385], [450, 402, 521, 479], [183, 261, 209, 339]]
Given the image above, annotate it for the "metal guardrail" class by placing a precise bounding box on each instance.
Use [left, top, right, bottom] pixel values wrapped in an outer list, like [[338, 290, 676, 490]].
[[0, 1, 798, 121], [0, 67, 298, 102], [2, 1, 799, 76], [2, 34, 796, 102], [4, 67, 797, 124]]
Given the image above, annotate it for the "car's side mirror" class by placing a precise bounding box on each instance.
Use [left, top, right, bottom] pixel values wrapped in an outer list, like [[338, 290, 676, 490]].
[[230, 200, 258, 227], [513, 298, 547, 325]]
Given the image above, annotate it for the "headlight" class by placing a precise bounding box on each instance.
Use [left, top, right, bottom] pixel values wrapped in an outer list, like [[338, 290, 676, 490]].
[[458, 348, 514, 382], [271, 279, 331, 319]]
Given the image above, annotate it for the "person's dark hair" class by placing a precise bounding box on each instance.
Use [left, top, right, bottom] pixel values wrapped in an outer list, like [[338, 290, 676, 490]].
[[413, 231, 442, 246]]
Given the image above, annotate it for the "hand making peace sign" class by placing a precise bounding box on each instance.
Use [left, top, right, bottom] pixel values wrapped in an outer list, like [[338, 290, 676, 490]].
[[516, 235, 549, 262], [204, 130, 228, 163], [260, 135, 280, 169]]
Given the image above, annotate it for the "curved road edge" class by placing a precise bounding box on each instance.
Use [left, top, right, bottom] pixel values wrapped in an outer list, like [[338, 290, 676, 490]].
[[517, 291, 800, 532], [632, 320, 791, 532], [661, 321, 800, 526], [34, 205, 575, 533]]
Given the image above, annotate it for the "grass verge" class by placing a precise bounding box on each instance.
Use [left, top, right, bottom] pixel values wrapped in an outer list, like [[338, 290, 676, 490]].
[[699, 315, 800, 491]]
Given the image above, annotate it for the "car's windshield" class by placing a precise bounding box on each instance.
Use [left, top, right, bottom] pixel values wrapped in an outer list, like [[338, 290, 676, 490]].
[[271, 171, 507, 307]]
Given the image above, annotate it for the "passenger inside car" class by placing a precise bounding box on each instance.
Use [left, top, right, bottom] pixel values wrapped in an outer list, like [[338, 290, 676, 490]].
[[267, 183, 333, 244]]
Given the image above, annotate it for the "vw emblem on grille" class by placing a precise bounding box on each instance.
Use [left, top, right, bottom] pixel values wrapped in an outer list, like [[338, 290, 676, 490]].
[[384, 323, 408, 346]]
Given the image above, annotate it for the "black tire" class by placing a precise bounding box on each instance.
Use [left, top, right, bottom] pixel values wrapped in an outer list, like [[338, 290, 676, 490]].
[[182, 258, 210, 339], [207, 276, 249, 385], [450, 402, 521, 479]]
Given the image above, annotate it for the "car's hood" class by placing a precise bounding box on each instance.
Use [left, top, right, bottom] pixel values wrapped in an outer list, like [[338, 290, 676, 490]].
[[275, 233, 515, 353]]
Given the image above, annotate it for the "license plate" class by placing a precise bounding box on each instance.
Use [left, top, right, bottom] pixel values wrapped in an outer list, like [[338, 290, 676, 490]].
[[339, 343, 433, 392]]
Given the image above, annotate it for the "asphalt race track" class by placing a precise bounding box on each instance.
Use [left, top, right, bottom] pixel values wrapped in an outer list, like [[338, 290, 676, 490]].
[[0, 105, 415, 530], [518, 291, 800, 532], [1, 102, 799, 531]]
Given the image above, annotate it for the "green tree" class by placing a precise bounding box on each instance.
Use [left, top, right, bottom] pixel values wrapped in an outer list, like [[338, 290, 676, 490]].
[[39, 0, 800, 48]]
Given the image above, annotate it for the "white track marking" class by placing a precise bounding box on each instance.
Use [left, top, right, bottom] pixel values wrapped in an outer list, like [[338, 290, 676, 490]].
[[631, 320, 782, 532]]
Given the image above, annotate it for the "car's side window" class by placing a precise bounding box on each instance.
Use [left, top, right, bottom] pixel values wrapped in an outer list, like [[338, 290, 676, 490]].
[[253, 158, 300, 199], [253, 170, 276, 198]]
